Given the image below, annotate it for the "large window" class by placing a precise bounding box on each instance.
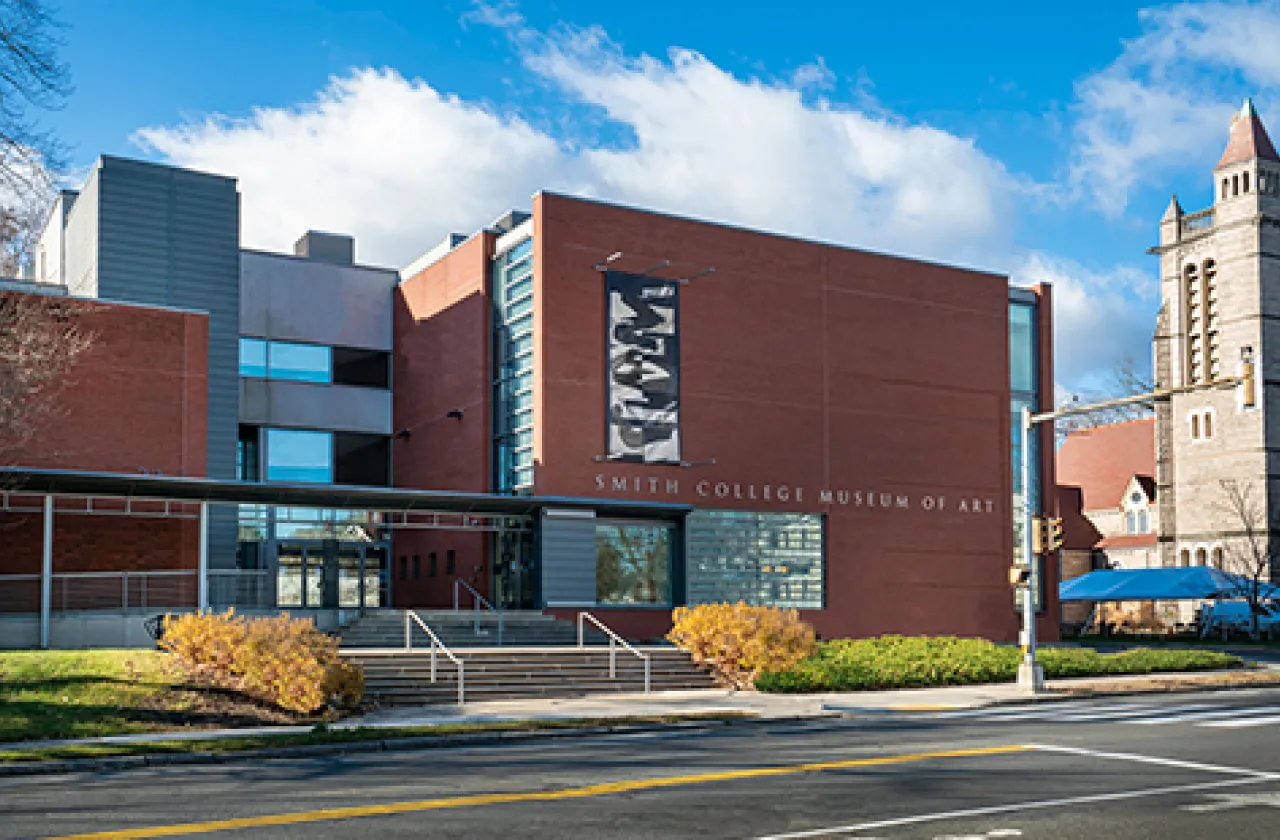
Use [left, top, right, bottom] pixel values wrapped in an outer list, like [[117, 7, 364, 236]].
[[265, 428, 333, 483], [493, 235, 535, 493], [1010, 292, 1044, 611], [686, 511, 824, 609], [596, 522, 672, 605], [240, 338, 390, 388]]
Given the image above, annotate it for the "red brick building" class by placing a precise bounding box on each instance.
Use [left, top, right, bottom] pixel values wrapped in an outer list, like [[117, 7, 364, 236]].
[[395, 194, 1057, 642]]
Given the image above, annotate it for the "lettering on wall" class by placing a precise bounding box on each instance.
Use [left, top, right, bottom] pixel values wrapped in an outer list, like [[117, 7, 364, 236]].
[[593, 473, 997, 515], [605, 270, 680, 464]]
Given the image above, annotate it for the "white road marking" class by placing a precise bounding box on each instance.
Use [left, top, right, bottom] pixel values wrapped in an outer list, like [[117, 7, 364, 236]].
[[1199, 713, 1280, 728], [1026, 743, 1280, 778], [752, 777, 1270, 839], [1131, 705, 1280, 725], [753, 744, 1280, 839], [1181, 791, 1280, 812], [1048, 703, 1219, 721], [929, 702, 1160, 720]]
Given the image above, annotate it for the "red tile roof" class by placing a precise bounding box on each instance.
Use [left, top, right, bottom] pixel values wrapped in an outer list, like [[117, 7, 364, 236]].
[[1217, 99, 1280, 169], [1098, 533, 1158, 550], [1056, 417, 1155, 512]]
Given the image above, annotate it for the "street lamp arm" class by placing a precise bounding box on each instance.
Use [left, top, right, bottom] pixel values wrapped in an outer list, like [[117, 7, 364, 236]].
[[1031, 376, 1244, 426]]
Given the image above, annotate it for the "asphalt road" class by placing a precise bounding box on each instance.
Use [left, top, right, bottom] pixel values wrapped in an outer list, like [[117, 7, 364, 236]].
[[7, 688, 1280, 839]]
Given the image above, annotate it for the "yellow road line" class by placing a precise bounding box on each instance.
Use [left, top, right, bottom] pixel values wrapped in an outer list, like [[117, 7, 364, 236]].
[[43, 744, 1030, 840]]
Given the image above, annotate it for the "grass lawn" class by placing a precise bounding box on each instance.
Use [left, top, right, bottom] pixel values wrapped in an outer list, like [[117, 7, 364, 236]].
[[0, 650, 318, 744]]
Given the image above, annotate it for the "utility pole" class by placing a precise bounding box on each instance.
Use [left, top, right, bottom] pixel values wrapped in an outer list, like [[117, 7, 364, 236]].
[[1012, 355, 1254, 694]]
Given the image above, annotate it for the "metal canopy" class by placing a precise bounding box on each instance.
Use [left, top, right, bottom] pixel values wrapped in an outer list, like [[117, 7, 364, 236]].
[[0, 467, 692, 521]]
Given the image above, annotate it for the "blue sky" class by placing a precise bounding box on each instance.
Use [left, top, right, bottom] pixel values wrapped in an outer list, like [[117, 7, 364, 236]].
[[46, 1, 1280, 396]]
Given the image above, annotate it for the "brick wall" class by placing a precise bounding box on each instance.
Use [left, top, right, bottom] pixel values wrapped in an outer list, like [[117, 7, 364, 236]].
[[1, 292, 208, 589]]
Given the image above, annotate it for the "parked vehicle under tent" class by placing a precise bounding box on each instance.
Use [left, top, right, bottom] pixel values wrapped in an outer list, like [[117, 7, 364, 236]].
[[1059, 567, 1280, 638]]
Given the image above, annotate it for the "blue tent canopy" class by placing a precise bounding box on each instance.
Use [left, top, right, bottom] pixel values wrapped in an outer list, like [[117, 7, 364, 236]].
[[1059, 567, 1280, 602]]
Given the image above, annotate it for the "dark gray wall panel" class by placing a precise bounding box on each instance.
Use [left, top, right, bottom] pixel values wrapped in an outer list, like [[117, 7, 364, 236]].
[[540, 509, 597, 606]]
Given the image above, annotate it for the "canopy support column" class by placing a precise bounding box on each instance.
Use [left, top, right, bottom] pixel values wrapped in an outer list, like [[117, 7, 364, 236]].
[[197, 502, 209, 612], [40, 495, 53, 649]]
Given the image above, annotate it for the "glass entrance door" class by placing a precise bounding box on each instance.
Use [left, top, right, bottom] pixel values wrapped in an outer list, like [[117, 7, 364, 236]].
[[278, 545, 304, 607], [363, 546, 388, 608], [494, 531, 535, 610], [276, 541, 391, 609]]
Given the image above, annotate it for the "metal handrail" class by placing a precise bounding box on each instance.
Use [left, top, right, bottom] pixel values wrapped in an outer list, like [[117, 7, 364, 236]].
[[577, 611, 650, 694], [453, 579, 504, 645], [404, 610, 466, 705]]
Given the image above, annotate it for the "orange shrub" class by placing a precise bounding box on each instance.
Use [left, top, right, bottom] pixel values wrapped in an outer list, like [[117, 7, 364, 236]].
[[161, 610, 363, 713], [667, 603, 817, 689]]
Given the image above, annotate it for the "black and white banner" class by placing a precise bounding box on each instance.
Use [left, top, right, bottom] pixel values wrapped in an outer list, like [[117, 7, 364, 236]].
[[606, 271, 681, 463]]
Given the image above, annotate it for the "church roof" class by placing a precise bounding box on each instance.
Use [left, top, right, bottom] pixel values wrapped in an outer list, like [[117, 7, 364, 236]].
[[1216, 98, 1280, 169], [1055, 417, 1155, 512]]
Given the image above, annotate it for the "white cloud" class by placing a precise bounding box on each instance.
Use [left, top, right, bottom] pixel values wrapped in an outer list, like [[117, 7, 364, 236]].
[[1013, 252, 1159, 396], [136, 69, 576, 265], [1070, 2, 1280, 215], [135, 20, 1023, 271], [133, 9, 1158, 395]]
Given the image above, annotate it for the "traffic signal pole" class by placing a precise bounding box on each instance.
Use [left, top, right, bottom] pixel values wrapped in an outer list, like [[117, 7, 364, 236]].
[[1018, 405, 1043, 693], [1013, 360, 1253, 694]]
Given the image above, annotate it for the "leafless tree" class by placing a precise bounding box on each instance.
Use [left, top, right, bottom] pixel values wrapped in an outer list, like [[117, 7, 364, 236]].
[[0, 291, 92, 476], [1212, 478, 1279, 639], [0, 0, 71, 275], [1056, 355, 1156, 444]]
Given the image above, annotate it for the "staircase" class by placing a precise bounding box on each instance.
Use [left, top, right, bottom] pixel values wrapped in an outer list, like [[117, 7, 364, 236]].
[[337, 609, 608, 649], [346, 647, 716, 706], [336, 609, 718, 706]]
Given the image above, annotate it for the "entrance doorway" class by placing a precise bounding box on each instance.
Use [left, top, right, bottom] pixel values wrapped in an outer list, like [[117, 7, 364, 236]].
[[494, 530, 536, 610], [276, 541, 389, 609]]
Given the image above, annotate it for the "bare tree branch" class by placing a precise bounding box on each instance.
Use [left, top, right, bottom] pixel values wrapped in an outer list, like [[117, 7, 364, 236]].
[[1212, 479, 1277, 639], [0, 291, 93, 480]]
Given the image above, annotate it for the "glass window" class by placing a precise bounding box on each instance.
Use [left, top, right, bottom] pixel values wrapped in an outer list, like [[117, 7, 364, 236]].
[[1138, 510, 1150, 533], [268, 342, 331, 383], [239, 338, 267, 378], [686, 511, 824, 609], [266, 429, 333, 483], [1126, 511, 1137, 534], [596, 522, 673, 605], [1009, 302, 1037, 394]]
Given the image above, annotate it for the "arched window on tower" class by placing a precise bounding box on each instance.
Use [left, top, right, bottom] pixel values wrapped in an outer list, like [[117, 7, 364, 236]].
[[1244, 171, 1251, 193], [1180, 549, 1192, 568], [1203, 259, 1219, 380], [1212, 546, 1224, 569], [1234, 174, 1240, 196], [1195, 547, 1208, 566], [1185, 263, 1204, 384]]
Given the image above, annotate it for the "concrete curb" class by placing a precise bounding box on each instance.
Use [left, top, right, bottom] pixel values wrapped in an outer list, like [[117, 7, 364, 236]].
[[0, 716, 831, 779], [832, 672, 1280, 716]]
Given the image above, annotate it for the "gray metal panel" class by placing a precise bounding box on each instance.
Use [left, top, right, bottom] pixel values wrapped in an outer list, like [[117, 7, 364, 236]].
[[91, 157, 241, 487], [239, 251, 395, 350], [240, 379, 393, 435], [540, 509, 597, 606]]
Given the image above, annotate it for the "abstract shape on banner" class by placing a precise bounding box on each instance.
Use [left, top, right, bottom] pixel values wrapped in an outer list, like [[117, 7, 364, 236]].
[[606, 270, 680, 463]]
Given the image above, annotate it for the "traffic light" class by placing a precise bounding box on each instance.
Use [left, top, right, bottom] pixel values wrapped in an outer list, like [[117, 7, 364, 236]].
[[1047, 517, 1065, 552], [1009, 565, 1031, 588], [1029, 516, 1046, 555]]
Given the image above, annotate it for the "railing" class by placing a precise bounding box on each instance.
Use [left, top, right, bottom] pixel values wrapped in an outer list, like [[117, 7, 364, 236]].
[[404, 610, 466, 705], [577, 611, 650, 694], [1181, 207, 1215, 236], [207, 570, 273, 609], [453, 579, 504, 645], [0, 574, 40, 613], [0, 571, 197, 613]]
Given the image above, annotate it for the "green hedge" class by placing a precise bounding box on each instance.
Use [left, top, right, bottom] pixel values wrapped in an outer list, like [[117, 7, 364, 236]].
[[754, 636, 1244, 693]]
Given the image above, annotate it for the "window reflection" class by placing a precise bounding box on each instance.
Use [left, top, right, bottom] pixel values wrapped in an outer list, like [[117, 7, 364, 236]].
[[265, 429, 333, 483], [596, 522, 672, 605], [268, 342, 331, 383], [686, 511, 824, 609], [239, 338, 267, 378]]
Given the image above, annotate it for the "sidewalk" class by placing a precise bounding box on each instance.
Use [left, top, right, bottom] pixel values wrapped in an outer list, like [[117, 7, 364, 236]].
[[11, 667, 1280, 753]]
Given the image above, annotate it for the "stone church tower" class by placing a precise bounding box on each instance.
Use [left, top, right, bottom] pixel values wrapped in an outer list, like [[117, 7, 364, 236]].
[[1153, 99, 1274, 571]]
